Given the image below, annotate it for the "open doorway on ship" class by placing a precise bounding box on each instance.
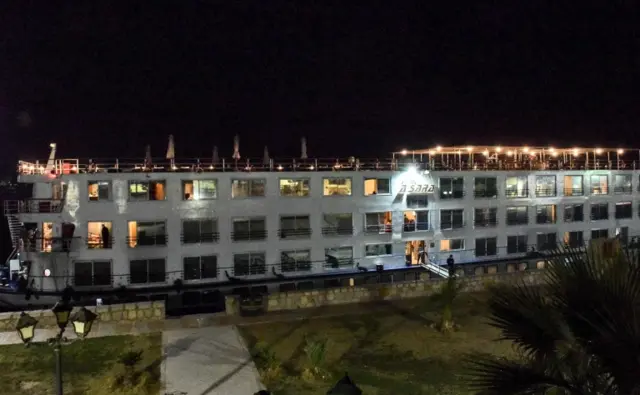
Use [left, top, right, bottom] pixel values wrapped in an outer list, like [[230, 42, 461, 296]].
[[405, 240, 428, 266]]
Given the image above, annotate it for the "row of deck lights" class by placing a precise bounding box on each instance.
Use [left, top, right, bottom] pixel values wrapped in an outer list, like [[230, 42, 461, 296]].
[[400, 146, 626, 157]]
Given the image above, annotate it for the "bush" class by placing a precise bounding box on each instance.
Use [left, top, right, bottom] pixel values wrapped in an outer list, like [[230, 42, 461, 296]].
[[88, 349, 158, 395], [253, 342, 282, 385], [302, 337, 328, 379]]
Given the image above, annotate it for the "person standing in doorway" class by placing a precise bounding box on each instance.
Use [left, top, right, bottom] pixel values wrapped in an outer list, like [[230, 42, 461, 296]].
[[447, 254, 455, 276], [101, 224, 110, 249]]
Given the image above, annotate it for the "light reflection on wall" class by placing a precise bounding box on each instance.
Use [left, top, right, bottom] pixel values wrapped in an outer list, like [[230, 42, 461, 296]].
[[114, 179, 128, 214], [65, 180, 80, 221]]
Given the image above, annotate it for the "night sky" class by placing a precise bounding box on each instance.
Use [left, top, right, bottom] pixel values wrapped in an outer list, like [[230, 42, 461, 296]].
[[1, 2, 639, 175]]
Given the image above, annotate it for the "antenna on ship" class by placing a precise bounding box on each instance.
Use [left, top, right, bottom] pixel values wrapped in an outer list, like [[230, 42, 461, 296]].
[[263, 146, 270, 169], [144, 145, 152, 171], [46, 143, 57, 173], [212, 146, 219, 169], [232, 135, 240, 170], [301, 137, 308, 159]]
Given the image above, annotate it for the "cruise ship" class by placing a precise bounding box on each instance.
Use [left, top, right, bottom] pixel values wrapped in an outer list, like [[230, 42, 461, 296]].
[[2, 139, 638, 308]]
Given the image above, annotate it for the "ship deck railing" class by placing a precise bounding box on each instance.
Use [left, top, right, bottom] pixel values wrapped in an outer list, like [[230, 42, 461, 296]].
[[16, 157, 640, 176]]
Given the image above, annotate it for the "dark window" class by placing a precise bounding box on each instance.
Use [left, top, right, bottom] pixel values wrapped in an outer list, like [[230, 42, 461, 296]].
[[182, 219, 218, 243], [564, 204, 584, 222], [280, 250, 312, 273], [233, 253, 266, 276], [406, 194, 429, 208], [564, 231, 583, 248], [591, 229, 608, 240], [440, 209, 464, 230], [322, 213, 353, 236], [506, 206, 528, 225], [613, 175, 632, 194], [439, 177, 464, 199], [475, 237, 497, 257], [507, 235, 527, 254], [129, 258, 166, 284], [537, 233, 557, 251], [183, 255, 218, 280], [232, 218, 267, 241], [73, 261, 111, 287], [615, 202, 632, 219], [536, 205, 556, 224], [279, 215, 312, 238], [474, 177, 498, 198], [590, 203, 609, 221], [474, 208, 497, 227]]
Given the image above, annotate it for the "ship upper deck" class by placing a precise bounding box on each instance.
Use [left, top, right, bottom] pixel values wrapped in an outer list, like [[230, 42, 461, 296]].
[[16, 145, 639, 177]]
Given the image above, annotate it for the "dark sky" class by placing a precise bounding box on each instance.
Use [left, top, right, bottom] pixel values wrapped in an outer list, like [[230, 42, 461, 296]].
[[1, 2, 639, 172]]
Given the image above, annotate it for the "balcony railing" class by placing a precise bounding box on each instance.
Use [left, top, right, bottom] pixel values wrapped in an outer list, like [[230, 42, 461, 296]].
[[403, 222, 430, 232], [563, 188, 584, 196], [473, 190, 498, 198], [473, 218, 498, 228], [439, 221, 466, 230], [279, 260, 313, 273], [615, 212, 632, 220], [126, 235, 168, 247], [535, 187, 557, 197], [87, 237, 114, 249], [22, 237, 81, 253], [278, 228, 312, 239], [505, 188, 530, 198], [231, 230, 268, 242], [506, 218, 529, 226], [535, 215, 557, 225], [4, 199, 64, 215], [364, 224, 392, 234], [321, 226, 354, 236], [180, 232, 220, 244], [614, 186, 632, 194]]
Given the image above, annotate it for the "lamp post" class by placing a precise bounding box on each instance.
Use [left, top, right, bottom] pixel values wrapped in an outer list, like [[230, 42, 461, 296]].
[[15, 302, 98, 395]]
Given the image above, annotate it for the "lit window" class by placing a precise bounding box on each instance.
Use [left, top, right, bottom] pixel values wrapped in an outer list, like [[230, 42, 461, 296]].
[[364, 212, 392, 233], [364, 178, 390, 196], [323, 178, 352, 196], [535, 175, 556, 197], [87, 221, 112, 249], [505, 176, 528, 198], [365, 243, 393, 257], [279, 179, 310, 197], [613, 175, 632, 194], [563, 175, 583, 196], [590, 175, 608, 195], [563, 231, 583, 248], [182, 180, 217, 200], [535, 205, 556, 224], [88, 181, 111, 201], [231, 179, 265, 198], [440, 239, 464, 251], [129, 181, 166, 201]]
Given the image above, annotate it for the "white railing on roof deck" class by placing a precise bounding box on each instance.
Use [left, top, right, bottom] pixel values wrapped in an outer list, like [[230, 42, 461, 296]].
[[16, 157, 640, 175]]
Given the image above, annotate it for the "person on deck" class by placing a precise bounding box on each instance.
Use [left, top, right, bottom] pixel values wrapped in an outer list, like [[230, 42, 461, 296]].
[[101, 224, 110, 249], [447, 255, 455, 276]]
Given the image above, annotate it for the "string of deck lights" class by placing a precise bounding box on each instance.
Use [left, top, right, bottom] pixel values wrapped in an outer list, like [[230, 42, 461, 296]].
[[397, 146, 627, 158]]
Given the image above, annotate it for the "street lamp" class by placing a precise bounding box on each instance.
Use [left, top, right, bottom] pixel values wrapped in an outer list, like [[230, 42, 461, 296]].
[[327, 373, 363, 394], [15, 302, 98, 395]]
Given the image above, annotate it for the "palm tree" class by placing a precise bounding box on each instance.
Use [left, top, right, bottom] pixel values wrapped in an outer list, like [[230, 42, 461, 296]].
[[466, 242, 640, 395]]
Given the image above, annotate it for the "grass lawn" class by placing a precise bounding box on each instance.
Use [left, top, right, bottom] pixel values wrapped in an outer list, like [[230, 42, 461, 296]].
[[240, 293, 515, 395], [0, 333, 163, 395]]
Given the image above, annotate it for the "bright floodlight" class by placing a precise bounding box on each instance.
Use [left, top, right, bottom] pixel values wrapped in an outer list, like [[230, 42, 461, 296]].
[[466, 146, 473, 152], [522, 146, 529, 153], [595, 148, 603, 154], [483, 150, 489, 157], [507, 150, 514, 156], [617, 149, 624, 154], [400, 149, 408, 155], [406, 165, 417, 175], [496, 146, 502, 152], [572, 148, 580, 156], [436, 146, 442, 152]]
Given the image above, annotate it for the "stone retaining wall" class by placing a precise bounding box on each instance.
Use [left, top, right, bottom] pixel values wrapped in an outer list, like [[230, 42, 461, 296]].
[[225, 270, 545, 315], [0, 301, 165, 331]]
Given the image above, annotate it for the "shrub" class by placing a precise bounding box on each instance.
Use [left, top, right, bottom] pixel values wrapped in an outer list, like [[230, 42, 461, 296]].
[[302, 337, 328, 379]]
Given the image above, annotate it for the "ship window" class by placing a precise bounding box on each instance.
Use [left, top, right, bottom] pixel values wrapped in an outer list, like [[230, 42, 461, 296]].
[[280, 250, 312, 273], [590, 175, 608, 195], [73, 260, 111, 287], [535, 175, 556, 197], [403, 210, 429, 232], [87, 221, 112, 249], [364, 212, 392, 233], [440, 238, 464, 251], [590, 203, 609, 221], [279, 179, 310, 197], [507, 235, 527, 254], [129, 258, 166, 284], [322, 213, 353, 236], [183, 255, 218, 280], [127, 221, 167, 247], [324, 246, 353, 269], [233, 252, 266, 276], [616, 227, 629, 245], [129, 181, 166, 201], [364, 178, 390, 195], [563, 175, 583, 196], [615, 202, 632, 219], [231, 179, 265, 198], [474, 177, 498, 198], [591, 229, 609, 240], [182, 219, 218, 243], [439, 177, 464, 199], [279, 215, 311, 238], [440, 209, 464, 230], [474, 208, 497, 227], [537, 232, 557, 251], [88, 181, 111, 201], [613, 174, 632, 194], [505, 176, 528, 198], [564, 204, 584, 222], [365, 243, 393, 257], [506, 206, 528, 225], [563, 231, 584, 248], [182, 180, 217, 200], [232, 217, 267, 241], [475, 237, 497, 257], [323, 177, 352, 196], [536, 205, 556, 224]]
